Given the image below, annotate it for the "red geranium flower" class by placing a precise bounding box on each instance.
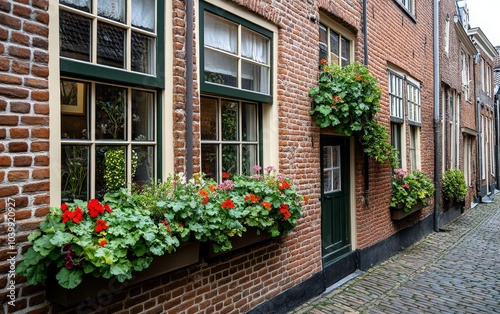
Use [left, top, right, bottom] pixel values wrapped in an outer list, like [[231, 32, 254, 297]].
[[244, 194, 261, 203], [280, 203, 291, 220], [222, 172, 231, 179], [221, 199, 235, 209], [104, 204, 112, 213], [162, 220, 171, 232], [320, 59, 328, 65], [88, 199, 105, 218], [261, 201, 271, 210], [99, 239, 107, 247], [61, 203, 69, 212], [278, 180, 291, 191], [62, 206, 84, 224], [202, 197, 209, 205], [95, 219, 109, 232]]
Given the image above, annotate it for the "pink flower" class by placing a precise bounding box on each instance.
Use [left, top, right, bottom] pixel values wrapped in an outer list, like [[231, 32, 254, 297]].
[[403, 183, 410, 189]]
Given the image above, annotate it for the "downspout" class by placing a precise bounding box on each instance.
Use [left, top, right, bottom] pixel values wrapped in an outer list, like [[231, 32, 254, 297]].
[[363, 0, 369, 205], [186, 0, 194, 179], [433, 0, 441, 231], [497, 94, 500, 190]]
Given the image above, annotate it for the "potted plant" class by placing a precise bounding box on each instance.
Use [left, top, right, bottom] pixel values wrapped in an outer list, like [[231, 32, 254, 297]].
[[442, 169, 467, 207], [309, 61, 398, 167], [390, 168, 435, 220]]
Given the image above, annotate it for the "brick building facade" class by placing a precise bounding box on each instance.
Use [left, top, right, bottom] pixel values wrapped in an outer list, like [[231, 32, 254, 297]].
[[0, 0, 495, 313]]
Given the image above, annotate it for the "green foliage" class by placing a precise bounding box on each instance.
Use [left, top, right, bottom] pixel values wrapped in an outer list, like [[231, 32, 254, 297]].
[[391, 168, 435, 212], [104, 148, 138, 191], [19, 166, 305, 288], [134, 167, 304, 253], [310, 61, 399, 166], [17, 190, 178, 289], [442, 169, 467, 201]]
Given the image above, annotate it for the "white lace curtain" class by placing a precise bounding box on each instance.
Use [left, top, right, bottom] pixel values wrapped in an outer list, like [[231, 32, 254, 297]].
[[63, 0, 155, 31]]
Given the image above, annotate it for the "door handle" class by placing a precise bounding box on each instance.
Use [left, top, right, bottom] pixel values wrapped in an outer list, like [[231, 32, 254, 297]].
[[324, 195, 333, 199]]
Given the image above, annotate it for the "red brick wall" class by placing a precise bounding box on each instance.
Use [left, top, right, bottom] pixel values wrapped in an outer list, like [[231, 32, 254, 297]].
[[0, 0, 51, 312], [354, 0, 436, 249]]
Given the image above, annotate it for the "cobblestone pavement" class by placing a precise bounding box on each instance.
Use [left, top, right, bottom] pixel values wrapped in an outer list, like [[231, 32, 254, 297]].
[[289, 199, 500, 314]]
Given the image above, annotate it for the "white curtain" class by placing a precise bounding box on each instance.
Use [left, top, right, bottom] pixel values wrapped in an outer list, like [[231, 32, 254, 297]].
[[204, 12, 237, 53], [98, 0, 126, 22], [241, 28, 267, 64], [61, 0, 90, 10], [132, 0, 155, 31]]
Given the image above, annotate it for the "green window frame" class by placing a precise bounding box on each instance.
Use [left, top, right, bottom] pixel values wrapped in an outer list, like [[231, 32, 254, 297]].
[[199, 1, 273, 103], [58, 0, 164, 201]]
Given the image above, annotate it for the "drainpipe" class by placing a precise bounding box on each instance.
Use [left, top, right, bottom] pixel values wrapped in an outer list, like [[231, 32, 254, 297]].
[[433, 0, 441, 232], [186, 0, 194, 179], [363, 0, 369, 205]]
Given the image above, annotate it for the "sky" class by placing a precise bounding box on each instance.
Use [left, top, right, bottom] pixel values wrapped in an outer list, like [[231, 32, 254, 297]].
[[466, 0, 500, 47]]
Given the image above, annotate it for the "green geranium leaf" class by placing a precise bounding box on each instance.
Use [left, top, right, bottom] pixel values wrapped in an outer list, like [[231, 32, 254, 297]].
[[56, 268, 83, 289]]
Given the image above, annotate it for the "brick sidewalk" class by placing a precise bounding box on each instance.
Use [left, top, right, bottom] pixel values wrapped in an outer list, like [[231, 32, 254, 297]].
[[289, 200, 500, 314]]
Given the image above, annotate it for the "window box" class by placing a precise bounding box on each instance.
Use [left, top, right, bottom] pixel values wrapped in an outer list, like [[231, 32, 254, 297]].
[[46, 241, 200, 307], [390, 200, 424, 220], [207, 227, 272, 257]]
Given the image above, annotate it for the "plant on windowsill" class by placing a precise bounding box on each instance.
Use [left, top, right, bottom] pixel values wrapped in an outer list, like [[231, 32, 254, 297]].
[[442, 169, 467, 204], [390, 168, 435, 213], [309, 61, 399, 167], [16, 189, 181, 289], [136, 165, 306, 253], [17, 166, 306, 289]]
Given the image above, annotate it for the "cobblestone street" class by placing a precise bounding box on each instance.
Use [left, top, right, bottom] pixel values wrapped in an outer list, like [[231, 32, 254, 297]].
[[289, 199, 500, 314]]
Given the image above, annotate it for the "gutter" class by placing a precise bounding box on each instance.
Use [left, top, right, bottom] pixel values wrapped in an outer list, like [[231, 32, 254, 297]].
[[363, 0, 369, 204], [186, 0, 194, 179], [433, 0, 441, 231]]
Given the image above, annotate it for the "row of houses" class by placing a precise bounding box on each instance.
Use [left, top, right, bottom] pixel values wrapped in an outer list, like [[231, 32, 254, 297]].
[[0, 0, 499, 313]]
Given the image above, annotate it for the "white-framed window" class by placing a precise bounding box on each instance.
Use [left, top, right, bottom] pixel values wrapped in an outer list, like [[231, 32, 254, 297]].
[[200, 1, 277, 181], [389, 71, 404, 120], [396, 0, 415, 16], [318, 15, 354, 66], [486, 64, 492, 96], [57, 0, 162, 202], [463, 136, 472, 187], [388, 69, 421, 170], [480, 58, 485, 92], [481, 115, 486, 180], [407, 83, 421, 124], [449, 91, 460, 169], [444, 17, 450, 56], [461, 51, 470, 100]]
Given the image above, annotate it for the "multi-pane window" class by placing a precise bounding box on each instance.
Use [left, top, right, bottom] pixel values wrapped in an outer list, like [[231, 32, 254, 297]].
[[449, 92, 459, 169], [486, 65, 492, 96], [200, 2, 273, 180], [389, 71, 404, 120], [461, 51, 470, 100], [60, 0, 157, 74], [407, 83, 421, 123], [58, 0, 162, 201], [389, 69, 421, 170], [319, 22, 351, 66], [463, 136, 472, 187], [201, 3, 272, 103], [61, 80, 156, 201], [200, 96, 259, 182], [396, 0, 415, 15]]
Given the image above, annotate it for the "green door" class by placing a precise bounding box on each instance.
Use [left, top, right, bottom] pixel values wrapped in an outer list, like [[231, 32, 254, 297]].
[[321, 135, 351, 266]]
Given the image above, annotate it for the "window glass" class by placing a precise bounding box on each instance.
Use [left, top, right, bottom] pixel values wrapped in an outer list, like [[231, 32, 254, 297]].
[[200, 96, 259, 182], [60, 11, 91, 61], [97, 22, 126, 68], [97, 0, 126, 23], [132, 0, 155, 31], [318, 22, 352, 66]]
